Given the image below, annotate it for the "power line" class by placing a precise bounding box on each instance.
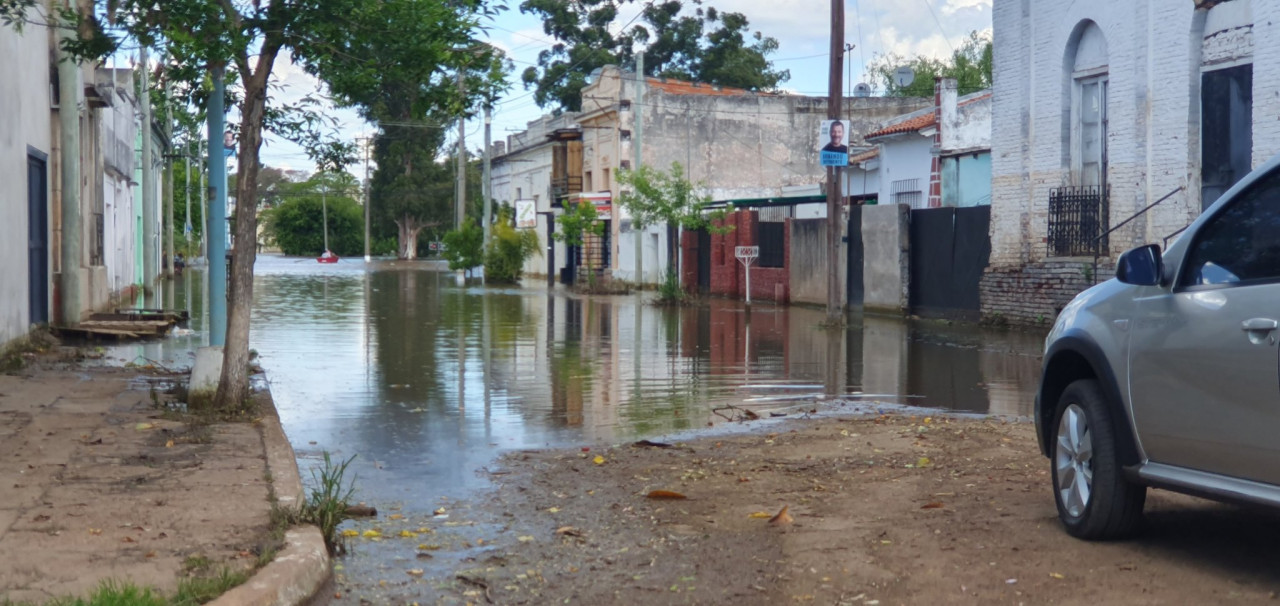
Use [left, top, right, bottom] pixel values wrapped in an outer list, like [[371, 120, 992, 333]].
[[922, 0, 955, 55]]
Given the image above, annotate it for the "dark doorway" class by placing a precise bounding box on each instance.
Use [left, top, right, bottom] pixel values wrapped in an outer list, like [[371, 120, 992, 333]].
[[846, 205, 864, 305], [1202, 63, 1253, 210], [28, 152, 49, 326], [909, 206, 990, 320], [695, 228, 711, 293]]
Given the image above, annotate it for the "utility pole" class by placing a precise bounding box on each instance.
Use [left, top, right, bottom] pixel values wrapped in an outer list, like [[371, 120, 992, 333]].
[[632, 51, 645, 285], [207, 64, 228, 347], [455, 70, 467, 284], [184, 133, 192, 242], [825, 0, 845, 323], [363, 137, 371, 262], [141, 45, 157, 300], [57, 11, 81, 326], [483, 105, 493, 247], [199, 138, 206, 259], [165, 75, 175, 281]]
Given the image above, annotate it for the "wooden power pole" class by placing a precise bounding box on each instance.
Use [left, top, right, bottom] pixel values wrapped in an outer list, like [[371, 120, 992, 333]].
[[826, 0, 845, 323]]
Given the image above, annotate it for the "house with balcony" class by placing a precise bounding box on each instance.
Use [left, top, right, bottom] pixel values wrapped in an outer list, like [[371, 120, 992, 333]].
[[987, 0, 1274, 323]]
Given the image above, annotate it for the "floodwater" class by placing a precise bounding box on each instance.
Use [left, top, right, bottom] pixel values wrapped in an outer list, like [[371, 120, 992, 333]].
[[115, 254, 1044, 504]]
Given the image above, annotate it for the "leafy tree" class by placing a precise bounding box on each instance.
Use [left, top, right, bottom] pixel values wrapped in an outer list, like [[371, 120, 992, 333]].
[[617, 162, 730, 299], [869, 31, 992, 97], [520, 0, 789, 111], [0, 0, 496, 411], [442, 219, 485, 276], [261, 171, 363, 256], [553, 200, 605, 286], [485, 207, 541, 283]]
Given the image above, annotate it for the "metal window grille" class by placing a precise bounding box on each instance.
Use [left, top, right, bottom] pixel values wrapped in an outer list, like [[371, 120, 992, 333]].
[[892, 178, 924, 209], [90, 212, 105, 266], [757, 222, 785, 267], [1047, 185, 1109, 257]]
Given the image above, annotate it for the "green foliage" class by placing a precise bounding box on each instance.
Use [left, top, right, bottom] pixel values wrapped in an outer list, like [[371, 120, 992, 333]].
[[443, 220, 485, 274], [299, 452, 357, 555], [39, 580, 167, 606], [172, 568, 249, 606], [869, 31, 992, 97], [617, 162, 731, 233], [485, 208, 542, 283], [553, 200, 605, 248], [259, 172, 365, 257], [655, 270, 687, 304], [520, 0, 789, 111]]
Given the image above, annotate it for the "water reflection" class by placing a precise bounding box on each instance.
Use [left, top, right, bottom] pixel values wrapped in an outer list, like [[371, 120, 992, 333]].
[[102, 256, 1043, 503]]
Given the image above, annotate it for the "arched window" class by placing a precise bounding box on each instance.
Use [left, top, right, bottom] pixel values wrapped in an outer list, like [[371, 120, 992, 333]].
[[1064, 21, 1109, 188]]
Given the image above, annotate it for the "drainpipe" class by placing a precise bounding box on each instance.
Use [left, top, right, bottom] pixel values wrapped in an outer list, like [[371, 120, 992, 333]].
[[57, 17, 82, 327]]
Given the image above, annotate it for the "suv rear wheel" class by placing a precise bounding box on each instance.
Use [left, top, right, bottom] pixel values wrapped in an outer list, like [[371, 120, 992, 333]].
[[1051, 379, 1146, 539]]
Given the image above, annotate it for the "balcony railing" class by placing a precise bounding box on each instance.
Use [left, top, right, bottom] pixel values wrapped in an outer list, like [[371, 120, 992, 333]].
[[550, 175, 583, 204], [1048, 185, 1109, 257]]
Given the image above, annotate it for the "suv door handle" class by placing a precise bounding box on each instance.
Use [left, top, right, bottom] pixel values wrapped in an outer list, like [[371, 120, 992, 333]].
[[1241, 318, 1279, 332]]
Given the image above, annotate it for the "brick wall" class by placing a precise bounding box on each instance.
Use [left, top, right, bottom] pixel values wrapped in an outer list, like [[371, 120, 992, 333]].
[[980, 261, 1115, 325], [679, 209, 790, 302]]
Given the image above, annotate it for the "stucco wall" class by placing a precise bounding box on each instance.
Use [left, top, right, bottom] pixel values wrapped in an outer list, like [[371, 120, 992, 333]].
[[0, 7, 53, 347], [788, 219, 830, 305], [861, 203, 909, 312], [489, 113, 576, 279], [877, 136, 934, 207]]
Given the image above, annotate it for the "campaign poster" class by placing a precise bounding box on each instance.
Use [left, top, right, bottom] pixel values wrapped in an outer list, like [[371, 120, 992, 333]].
[[819, 120, 850, 167]]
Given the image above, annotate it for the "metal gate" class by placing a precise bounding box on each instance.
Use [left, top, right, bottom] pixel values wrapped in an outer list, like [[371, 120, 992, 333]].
[[908, 206, 990, 319], [28, 152, 49, 326], [696, 228, 711, 293], [846, 205, 864, 305]]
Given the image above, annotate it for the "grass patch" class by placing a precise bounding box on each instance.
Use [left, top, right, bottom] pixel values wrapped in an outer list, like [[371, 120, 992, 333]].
[[300, 452, 357, 555], [0, 328, 57, 374], [172, 568, 248, 606], [652, 271, 691, 306]]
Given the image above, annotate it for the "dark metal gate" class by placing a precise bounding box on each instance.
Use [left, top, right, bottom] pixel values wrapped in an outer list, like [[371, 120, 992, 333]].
[[695, 228, 711, 293], [1047, 186, 1109, 257], [846, 205, 864, 306], [909, 206, 990, 319], [28, 152, 49, 326]]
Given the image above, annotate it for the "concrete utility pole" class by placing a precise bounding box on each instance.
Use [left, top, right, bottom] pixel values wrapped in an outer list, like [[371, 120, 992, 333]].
[[141, 46, 157, 298], [363, 137, 371, 262], [57, 16, 81, 326], [455, 71, 467, 284], [184, 135, 192, 241], [825, 0, 845, 323], [483, 105, 493, 246], [207, 64, 228, 347], [166, 77, 175, 280], [198, 138, 206, 259], [632, 51, 645, 285]]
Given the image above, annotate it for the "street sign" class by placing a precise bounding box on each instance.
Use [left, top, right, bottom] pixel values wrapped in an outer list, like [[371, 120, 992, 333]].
[[516, 199, 536, 228], [736, 246, 759, 305]]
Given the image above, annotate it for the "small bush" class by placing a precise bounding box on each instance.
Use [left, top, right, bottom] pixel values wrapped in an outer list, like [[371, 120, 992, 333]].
[[299, 452, 357, 554], [485, 208, 541, 283], [654, 271, 688, 305]]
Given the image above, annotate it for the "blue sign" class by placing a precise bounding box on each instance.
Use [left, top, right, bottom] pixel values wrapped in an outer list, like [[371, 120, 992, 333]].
[[820, 150, 848, 167]]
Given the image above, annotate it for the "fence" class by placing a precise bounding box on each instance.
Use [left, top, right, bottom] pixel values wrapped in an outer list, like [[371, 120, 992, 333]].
[[1047, 186, 1109, 257]]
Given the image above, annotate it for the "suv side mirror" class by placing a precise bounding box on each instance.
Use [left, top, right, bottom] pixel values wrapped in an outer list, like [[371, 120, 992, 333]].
[[1116, 244, 1163, 286]]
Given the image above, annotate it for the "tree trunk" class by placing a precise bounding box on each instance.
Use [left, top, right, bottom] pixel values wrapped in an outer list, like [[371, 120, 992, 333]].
[[214, 47, 280, 411]]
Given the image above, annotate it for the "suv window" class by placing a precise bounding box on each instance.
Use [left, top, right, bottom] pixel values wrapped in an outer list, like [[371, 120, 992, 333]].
[[1181, 172, 1280, 288]]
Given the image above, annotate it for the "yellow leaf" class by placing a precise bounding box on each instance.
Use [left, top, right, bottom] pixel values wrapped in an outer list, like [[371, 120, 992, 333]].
[[839, 429, 850, 436], [399, 530, 417, 538], [164, 439, 174, 448], [433, 507, 447, 515], [547, 507, 561, 513], [388, 514, 404, 520], [768, 505, 793, 526], [593, 455, 605, 465], [406, 569, 424, 577], [362, 530, 382, 538], [518, 535, 534, 542], [748, 512, 772, 519], [342, 529, 360, 537], [1049, 572, 1065, 580], [916, 457, 932, 468], [134, 423, 154, 431]]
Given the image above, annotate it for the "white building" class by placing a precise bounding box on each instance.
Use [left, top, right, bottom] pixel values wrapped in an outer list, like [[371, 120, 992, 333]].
[[987, 0, 1274, 322]]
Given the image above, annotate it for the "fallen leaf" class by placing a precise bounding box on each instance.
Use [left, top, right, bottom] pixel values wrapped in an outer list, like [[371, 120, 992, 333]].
[[362, 529, 382, 538], [122, 536, 135, 543], [518, 535, 534, 542], [388, 514, 404, 520], [134, 423, 154, 431], [341, 529, 360, 537], [646, 490, 688, 500], [555, 526, 584, 537], [916, 457, 932, 468], [406, 569, 424, 577], [164, 440, 174, 448], [748, 511, 772, 519], [547, 507, 561, 513], [1049, 572, 1065, 579], [433, 507, 447, 516], [920, 502, 945, 509], [768, 505, 793, 526], [89, 528, 103, 535], [593, 455, 605, 465], [399, 530, 418, 538]]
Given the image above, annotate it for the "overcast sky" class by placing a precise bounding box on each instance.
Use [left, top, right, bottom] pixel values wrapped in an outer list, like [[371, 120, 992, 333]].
[[256, 0, 992, 176]]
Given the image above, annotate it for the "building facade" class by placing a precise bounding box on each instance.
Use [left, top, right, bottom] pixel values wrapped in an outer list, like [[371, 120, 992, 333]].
[[987, 0, 1275, 322]]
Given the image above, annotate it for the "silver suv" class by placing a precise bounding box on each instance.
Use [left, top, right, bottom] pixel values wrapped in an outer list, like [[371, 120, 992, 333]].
[[1038, 159, 1280, 540]]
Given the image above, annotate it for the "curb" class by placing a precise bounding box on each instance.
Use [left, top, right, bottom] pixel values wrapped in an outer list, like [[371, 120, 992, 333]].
[[209, 390, 331, 606]]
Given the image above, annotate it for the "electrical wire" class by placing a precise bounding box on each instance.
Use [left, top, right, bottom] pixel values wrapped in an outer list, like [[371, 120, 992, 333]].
[[922, 0, 955, 55]]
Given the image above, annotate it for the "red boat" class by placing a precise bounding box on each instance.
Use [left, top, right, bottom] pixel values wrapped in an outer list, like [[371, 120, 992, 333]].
[[317, 251, 339, 263]]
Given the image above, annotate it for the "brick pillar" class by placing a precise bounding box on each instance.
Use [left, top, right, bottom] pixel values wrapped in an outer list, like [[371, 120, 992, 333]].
[[927, 77, 943, 208]]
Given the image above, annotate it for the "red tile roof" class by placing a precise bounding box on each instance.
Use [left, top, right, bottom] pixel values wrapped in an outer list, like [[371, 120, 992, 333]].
[[864, 91, 993, 140], [850, 148, 880, 164], [645, 77, 762, 96]]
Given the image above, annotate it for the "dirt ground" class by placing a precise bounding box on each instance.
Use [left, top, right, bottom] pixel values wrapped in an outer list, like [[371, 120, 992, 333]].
[[335, 411, 1280, 605], [0, 347, 273, 603]]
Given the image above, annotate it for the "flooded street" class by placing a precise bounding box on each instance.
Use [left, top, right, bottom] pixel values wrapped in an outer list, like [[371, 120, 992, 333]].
[[112, 255, 1045, 601]]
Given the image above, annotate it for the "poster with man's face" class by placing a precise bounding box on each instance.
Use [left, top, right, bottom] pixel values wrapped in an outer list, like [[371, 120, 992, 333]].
[[819, 120, 850, 167]]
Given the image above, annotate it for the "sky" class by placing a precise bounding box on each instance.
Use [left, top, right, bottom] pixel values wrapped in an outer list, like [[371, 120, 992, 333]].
[[256, 0, 993, 177]]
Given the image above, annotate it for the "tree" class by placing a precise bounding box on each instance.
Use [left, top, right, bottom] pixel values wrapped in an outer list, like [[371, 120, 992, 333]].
[[0, 0, 496, 411], [617, 162, 730, 298], [869, 30, 992, 97], [261, 171, 363, 256], [553, 199, 605, 286], [485, 207, 541, 283], [442, 219, 484, 276], [519, 0, 788, 111]]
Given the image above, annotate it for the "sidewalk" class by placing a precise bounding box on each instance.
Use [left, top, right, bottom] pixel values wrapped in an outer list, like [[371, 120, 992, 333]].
[[0, 347, 323, 604]]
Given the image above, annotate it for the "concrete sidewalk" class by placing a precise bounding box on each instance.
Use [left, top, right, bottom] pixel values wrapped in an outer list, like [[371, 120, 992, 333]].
[[0, 352, 327, 604]]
